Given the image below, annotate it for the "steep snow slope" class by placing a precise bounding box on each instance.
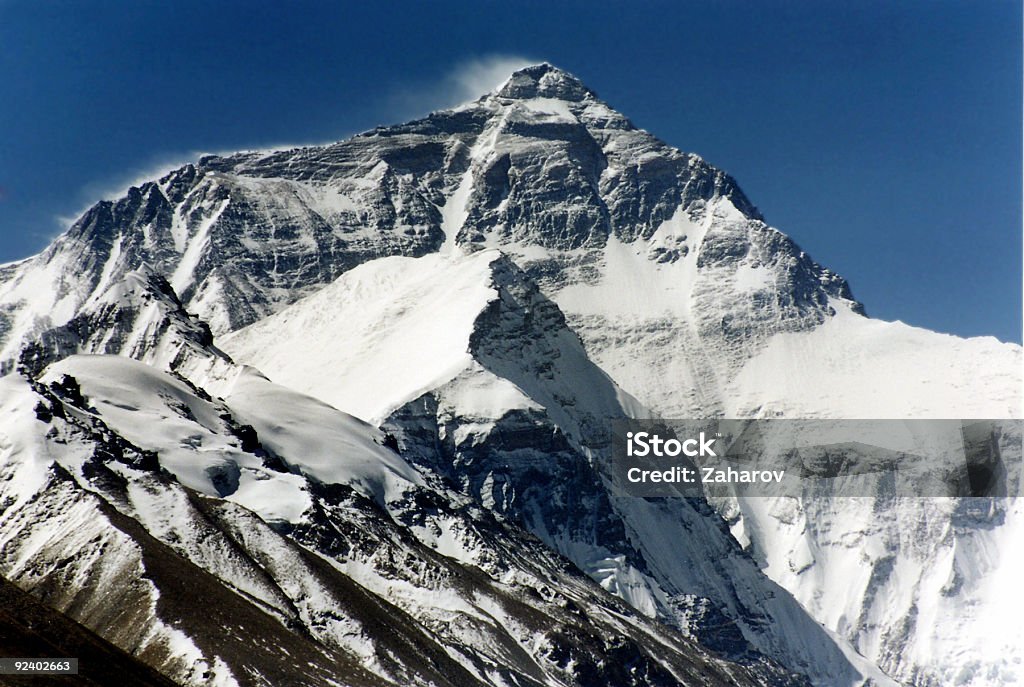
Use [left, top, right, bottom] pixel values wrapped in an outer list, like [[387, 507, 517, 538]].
[[41, 356, 420, 509], [12, 264, 230, 381], [223, 251, 501, 424], [721, 494, 1024, 687], [725, 304, 1022, 418]]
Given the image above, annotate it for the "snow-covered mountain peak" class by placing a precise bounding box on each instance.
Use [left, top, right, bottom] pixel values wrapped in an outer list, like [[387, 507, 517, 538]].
[[0, 60, 1020, 687], [0, 61, 775, 368], [491, 63, 597, 103]]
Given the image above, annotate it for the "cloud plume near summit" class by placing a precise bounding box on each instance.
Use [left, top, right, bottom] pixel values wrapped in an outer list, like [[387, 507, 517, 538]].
[[392, 54, 539, 116]]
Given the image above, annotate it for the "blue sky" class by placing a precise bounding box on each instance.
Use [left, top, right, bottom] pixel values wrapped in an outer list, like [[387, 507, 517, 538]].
[[1, 1, 1020, 342]]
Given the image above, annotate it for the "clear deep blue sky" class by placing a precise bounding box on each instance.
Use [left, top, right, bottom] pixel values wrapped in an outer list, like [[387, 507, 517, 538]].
[[1, 1, 1020, 342]]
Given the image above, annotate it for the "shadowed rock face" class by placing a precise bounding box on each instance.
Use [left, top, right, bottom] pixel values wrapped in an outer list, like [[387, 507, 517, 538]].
[[0, 574, 180, 687]]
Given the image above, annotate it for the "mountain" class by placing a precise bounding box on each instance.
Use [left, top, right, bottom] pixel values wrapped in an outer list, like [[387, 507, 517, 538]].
[[0, 62, 1019, 686]]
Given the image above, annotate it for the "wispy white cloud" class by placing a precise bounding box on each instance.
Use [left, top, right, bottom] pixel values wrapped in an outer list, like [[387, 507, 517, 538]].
[[390, 54, 540, 119], [54, 153, 204, 231], [54, 139, 325, 230], [91, 157, 198, 202], [53, 55, 541, 231], [446, 55, 539, 104]]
